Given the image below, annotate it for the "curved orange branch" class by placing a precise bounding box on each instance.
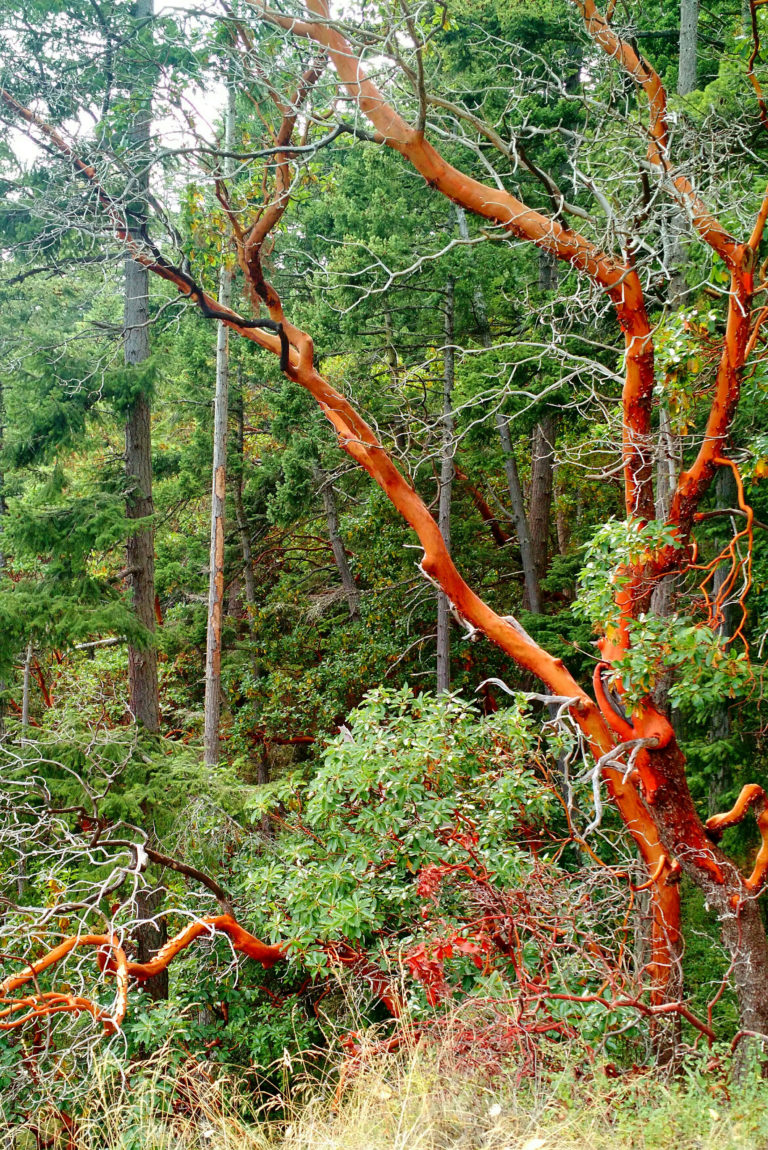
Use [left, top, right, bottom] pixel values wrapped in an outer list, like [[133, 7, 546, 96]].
[[0, 934, 128, 1033], [668, 273, 753, 537], [692, 457, 753, 645], [0, 918, 283, 1035], [0, 68, 679, 1008], [258, 3, 658, 513], [593, 661, 636, 742], [127, 914, 285, 978], [574, 0, 747, 269], [706, 785, 768, 894], [0, 915, 408, 1034]]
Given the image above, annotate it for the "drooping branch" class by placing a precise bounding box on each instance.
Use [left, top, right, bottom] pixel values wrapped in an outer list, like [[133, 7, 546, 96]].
[[143, 847, 233, 911], [0, 933, 129, 1034], [0, 914, 409, 1031]]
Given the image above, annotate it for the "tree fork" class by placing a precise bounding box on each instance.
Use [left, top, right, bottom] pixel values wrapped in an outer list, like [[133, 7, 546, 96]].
[[0, 23, 688, 1014]]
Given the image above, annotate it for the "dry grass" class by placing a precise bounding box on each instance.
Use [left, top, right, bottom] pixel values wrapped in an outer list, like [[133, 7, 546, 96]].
[[6, 1030, 768, 1150]]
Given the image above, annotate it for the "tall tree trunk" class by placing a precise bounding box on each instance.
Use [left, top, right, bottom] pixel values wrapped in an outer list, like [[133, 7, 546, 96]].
[[124, 0, 158, 732], [134, 886, 168, 1002], [436, 278, 455, 693], [232, 377, 256, 614], [495, 416, 542, 613], [317, 470, 361, 622], [650, 409, 682, 622], [204, 83, 236, 769], [125, 389, 159, 731], [383, 303, 408, 457], [662, 205, 689, 306], [647, 742, 768, 1050], [678, 0, 699, 96], [708, 465, 739, 814], [21, 641, 32, 729], [529, 416, 556, 591], [456, 207, 542, 612]]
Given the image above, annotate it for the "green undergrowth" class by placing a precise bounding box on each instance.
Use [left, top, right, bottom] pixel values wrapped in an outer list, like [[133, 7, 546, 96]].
[[6, 1033, 768, 1150]]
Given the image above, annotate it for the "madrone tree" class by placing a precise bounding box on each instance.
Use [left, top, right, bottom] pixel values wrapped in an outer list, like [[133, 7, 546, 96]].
[[2, 0, 768, 1052]]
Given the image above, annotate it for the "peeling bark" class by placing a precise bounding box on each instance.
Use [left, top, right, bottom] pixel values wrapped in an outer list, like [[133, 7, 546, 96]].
[[644, 743, 768, 1040]]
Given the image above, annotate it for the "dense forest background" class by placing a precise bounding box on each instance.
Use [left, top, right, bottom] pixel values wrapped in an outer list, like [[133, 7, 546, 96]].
[[2, 0, 768, 1144]]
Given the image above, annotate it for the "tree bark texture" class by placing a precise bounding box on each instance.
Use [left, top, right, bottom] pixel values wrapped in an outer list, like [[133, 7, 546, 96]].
[[134, 886, 168, 1001], [203, 273, 233, 767], [645, 743, 768, 1040], [538, 248, 559, 292], [436, 278, 455, 693], [707, 465, 739, 812], [678, 0, 699, 96], [124, 0, 159, 732]]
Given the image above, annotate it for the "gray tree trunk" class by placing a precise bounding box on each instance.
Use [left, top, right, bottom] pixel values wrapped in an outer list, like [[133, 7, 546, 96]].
[[124, 0, 158, 732], [203, 82, 236, 769], [317, 470, 361, 621], [529, 416, 556, 592], [21, 642, 32, 729], [678, 0, 699, 96], [436, 278, 455, 693], [538, 249, 558, 292], [495, 417, 542, 614], [233, 378, 256, 613], [383, 303, 408, 457], [650, 408, 682, 621], [456, 207, 541, 612], [134, 886, 168, 1002]]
